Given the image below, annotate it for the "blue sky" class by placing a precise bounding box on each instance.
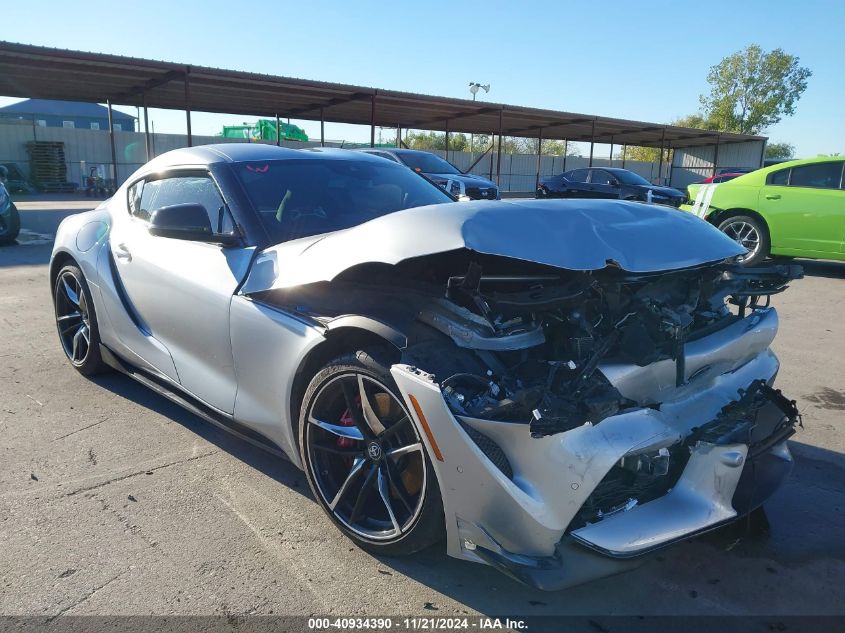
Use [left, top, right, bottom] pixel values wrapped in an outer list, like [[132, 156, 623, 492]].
[[2, 0, 842, 156]]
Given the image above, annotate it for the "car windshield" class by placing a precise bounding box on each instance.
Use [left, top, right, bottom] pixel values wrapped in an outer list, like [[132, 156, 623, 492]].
[[613, 170, 652, 186], [397, 153, 461, 175], [234, 158, 454, 244]]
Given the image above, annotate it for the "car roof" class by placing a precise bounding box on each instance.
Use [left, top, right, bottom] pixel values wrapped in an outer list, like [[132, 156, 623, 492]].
[[739, 155, 843, 182], [763, 155, 844, 171], [125, 144, 393, 188], [140, 144, 388, 169], [359, 148, 439, 157]]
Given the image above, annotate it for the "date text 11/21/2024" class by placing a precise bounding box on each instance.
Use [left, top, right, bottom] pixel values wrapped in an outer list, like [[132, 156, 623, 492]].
[[307, 617, 528, 630]]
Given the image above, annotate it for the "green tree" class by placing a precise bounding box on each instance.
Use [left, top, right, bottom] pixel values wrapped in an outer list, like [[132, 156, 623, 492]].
[[672, 113, 714, 130], [615, 115, 707, 162], [616, 146, 672, 164], [765, 142, 795, 159], [700, 45, 811, 134], [539, 139, 580, 157], [403, 131, 468, 151]]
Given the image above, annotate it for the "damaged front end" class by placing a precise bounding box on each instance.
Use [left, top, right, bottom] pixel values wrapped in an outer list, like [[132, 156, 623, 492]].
[[390, 256, 801, 588], [248, 234, 802, 588]]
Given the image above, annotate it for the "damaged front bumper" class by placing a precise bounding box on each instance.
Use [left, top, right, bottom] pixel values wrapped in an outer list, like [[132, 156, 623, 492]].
[[388, 307, 799, 590]]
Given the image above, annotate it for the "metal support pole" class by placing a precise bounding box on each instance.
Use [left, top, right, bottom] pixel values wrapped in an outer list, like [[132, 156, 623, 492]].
[[142, 96, 150, 161], [562, 140, 568, 171], [758, 140, 767, 168], [495, 108, 504, 185], [657, 128, 666, 184], [535, 128, 543, 190], [712, 134, 722, 177], [396, 125, 401, 148], [588, 119, 596, 167], [669, 148, 676, 187], [609, 137, 614, 167], [320, 108, 325, 147], [621, 145, 627, 168], [489, 134, 495, 180], [275, 114, 281, 146], [368, 102, 375, 147], [184, 69, 192, 147], [107, 99, 118, 185]]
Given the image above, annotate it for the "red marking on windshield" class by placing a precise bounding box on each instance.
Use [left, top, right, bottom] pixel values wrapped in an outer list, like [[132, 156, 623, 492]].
[[246, 164, 270, 173]]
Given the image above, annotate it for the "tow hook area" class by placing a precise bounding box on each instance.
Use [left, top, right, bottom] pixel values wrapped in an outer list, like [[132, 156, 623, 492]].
[[571, 380, 801, 558], [689, 379, 801, 454]]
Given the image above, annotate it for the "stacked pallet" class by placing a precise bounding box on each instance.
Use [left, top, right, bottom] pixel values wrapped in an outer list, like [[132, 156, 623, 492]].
[[25, 141, 75, 192]]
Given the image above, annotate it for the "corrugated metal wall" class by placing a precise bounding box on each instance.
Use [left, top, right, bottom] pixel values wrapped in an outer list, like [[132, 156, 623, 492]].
[[671, 140, 765, 188]]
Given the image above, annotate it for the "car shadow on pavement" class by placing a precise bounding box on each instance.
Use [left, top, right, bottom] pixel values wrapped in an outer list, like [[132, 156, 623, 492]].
[[362, 439, 845, 615], [89, 371, 313, 502], [790, 258, 845, 280], [85, 372, 845, 615]]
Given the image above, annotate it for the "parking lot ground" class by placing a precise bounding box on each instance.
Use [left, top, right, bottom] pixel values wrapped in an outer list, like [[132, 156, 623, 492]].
[[1, 200, 844, 618]]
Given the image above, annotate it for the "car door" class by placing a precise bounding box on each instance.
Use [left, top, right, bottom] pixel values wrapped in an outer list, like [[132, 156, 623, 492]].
[[108, 169, 255, 414], [758, 161, 845, 255], [587, 169, 620, 199], [564, 169, 590, 198]]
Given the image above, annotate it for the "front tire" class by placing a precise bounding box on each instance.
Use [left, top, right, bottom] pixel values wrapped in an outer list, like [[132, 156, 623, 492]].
[[718, 214, 770, 266], [53, 264, 109, 375], [299, 349, 444, 556]]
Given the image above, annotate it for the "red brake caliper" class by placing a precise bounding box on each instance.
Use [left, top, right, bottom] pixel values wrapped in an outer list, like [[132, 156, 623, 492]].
[[337, 396, 360, 448]]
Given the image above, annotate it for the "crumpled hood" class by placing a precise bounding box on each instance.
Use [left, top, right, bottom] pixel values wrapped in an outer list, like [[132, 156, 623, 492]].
[[241, 198, 745, 292]]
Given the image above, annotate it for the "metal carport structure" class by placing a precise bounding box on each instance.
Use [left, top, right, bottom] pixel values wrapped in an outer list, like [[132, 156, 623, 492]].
[[0, 41, 766, 187]]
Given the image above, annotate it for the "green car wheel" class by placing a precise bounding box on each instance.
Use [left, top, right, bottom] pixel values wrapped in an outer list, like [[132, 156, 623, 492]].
[[718, 214, 770, 266]]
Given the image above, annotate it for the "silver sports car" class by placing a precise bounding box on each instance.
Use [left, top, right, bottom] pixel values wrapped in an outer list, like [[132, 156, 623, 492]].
[[50, 144, 802, 589]]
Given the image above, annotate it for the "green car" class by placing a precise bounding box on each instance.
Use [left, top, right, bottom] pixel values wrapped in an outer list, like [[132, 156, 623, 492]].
[[682, 156, 845, 265]]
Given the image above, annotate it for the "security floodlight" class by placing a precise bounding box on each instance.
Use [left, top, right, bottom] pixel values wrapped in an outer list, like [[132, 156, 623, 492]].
[[468, 82, 490, 101]]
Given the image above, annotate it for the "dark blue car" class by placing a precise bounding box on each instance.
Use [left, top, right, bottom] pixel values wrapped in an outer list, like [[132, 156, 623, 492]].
[[538, 167, 686, 207]]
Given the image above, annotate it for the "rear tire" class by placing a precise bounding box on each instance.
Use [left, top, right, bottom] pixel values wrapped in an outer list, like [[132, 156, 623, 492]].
[[299, 348, 444, 556], [718, 214, 770, 266], [53, 264, 110, 375], [0, 202, 20, 244]]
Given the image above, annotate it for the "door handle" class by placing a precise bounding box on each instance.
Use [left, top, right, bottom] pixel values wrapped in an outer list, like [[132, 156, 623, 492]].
[[765, 194, 781, 200], [114, 243, 132, 262]]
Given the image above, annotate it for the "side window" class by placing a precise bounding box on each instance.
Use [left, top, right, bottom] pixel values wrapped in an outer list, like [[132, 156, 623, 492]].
[[767, 169, 790, 186], [134, 174, 234, 234], [568, 169, 589, 183], [590, 170, 612, 185], [127, 180, 145, 219], [788, 162, 843, 189]]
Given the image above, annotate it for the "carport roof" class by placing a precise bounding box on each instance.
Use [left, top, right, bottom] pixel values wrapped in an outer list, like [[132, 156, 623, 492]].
[[0, 41, 765, 149]]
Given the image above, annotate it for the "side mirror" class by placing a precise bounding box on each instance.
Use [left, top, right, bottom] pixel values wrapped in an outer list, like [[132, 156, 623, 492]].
[[149, 203, 237, 245]]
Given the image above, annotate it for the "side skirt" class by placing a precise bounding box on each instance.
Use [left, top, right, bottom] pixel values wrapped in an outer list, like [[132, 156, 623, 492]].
[[99, 344, 287, 459]]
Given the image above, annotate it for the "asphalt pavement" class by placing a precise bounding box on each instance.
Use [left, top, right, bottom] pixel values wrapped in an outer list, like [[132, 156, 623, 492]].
[[1, 198, 843, 619]]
